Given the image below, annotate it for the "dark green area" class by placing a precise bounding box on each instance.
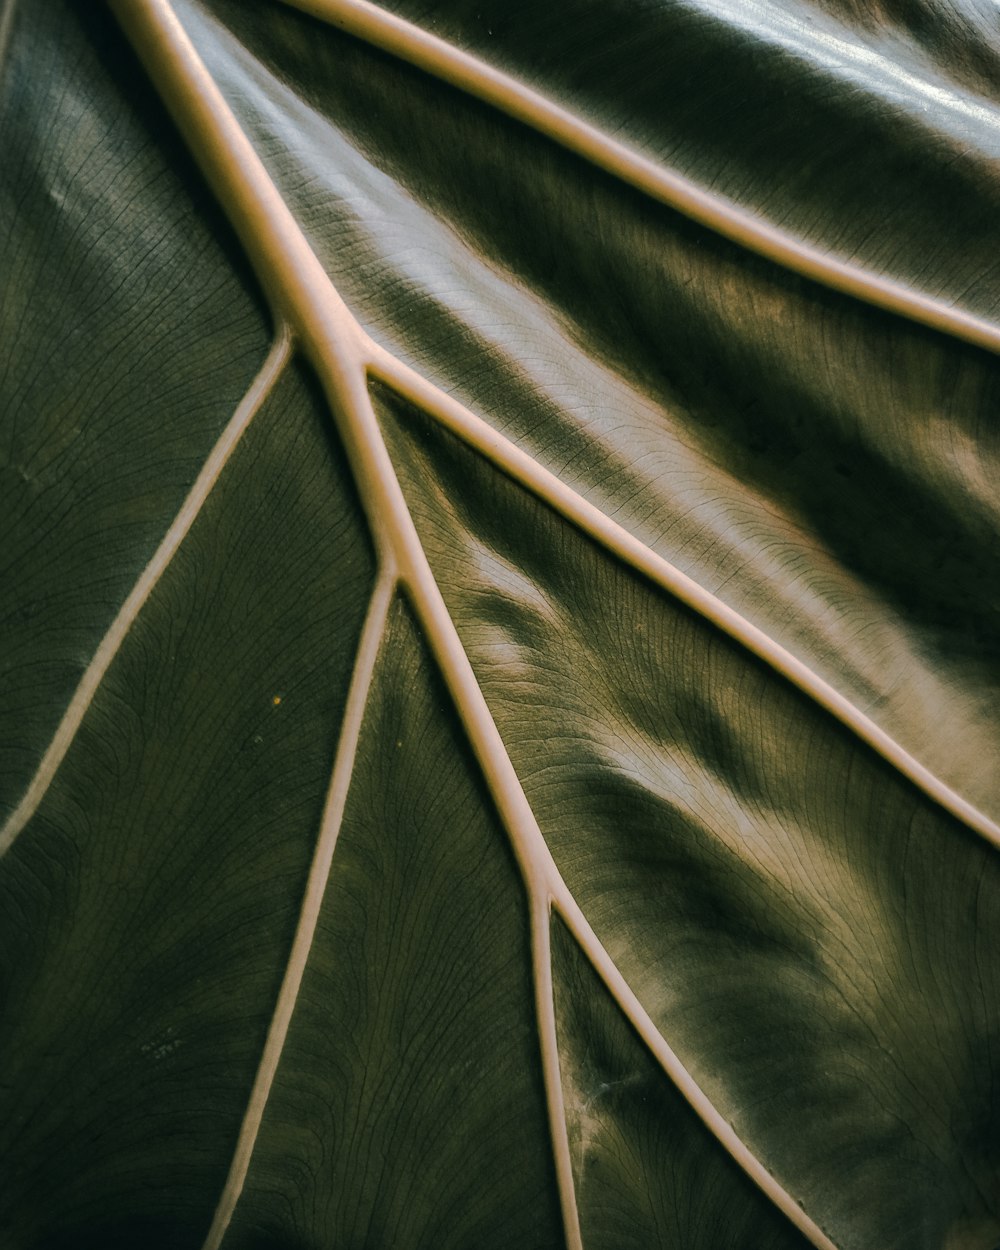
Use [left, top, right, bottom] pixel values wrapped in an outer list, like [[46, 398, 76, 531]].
[[0, 0, 270, 820], [0, 360, 374, 1248], [5, 0, 1000, 1246], [552, 917, 814, 1250]]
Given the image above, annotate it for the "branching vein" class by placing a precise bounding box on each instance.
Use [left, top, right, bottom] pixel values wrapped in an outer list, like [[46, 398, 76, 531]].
[[110, 4, 842, 1247], [550, 881, 836, 1246], [0, 329, 291, 859], [367, 345, 1000, 854], [278, 0, 1000, 358]]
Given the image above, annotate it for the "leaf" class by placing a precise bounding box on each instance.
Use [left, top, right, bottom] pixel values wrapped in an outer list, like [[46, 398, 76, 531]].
[[2, 1, 1000, 1248]]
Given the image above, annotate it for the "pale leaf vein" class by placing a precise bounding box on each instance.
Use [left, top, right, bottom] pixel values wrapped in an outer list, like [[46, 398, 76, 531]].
[[0, 329, 291, 858], [199, 571, 395, 1250], [278, 0, 1000, 357]]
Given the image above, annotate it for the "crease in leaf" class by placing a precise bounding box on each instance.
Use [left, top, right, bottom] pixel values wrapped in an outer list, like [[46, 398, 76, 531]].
[[365, 358, 1000, 851]]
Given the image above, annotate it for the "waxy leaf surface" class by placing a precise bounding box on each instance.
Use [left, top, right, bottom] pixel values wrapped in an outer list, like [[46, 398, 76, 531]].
[[2, 2, 1000, 1249]]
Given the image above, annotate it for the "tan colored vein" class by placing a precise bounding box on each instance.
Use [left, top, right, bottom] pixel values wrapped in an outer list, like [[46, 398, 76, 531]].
[[0, 329, 291, 859], [397, 552, 838, 1250], [367, 345, 1000, 854], [533, 893, 584, 1250], [549, 880, 841, 1249], [279, 0, 1000, 358], [109, 5, 840, 1247], [200, 570, 395, 1250]]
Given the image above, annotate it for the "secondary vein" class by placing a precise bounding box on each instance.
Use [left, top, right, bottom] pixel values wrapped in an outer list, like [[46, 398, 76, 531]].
[[200, 570, 395, 1250], [279, 0, 1000, 358], [0, 328, 291, 859]]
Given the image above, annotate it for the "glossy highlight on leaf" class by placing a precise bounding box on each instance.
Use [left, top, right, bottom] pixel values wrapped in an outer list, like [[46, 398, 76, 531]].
[[2, 1, 999, 1248]]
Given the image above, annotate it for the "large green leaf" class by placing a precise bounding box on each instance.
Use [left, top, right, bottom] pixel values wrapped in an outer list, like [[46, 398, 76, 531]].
[[2, 1, 1000, 1247]]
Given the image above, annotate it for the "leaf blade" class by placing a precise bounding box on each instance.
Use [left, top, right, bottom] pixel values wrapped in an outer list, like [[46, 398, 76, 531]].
[[5, 0, 1000, 1245]]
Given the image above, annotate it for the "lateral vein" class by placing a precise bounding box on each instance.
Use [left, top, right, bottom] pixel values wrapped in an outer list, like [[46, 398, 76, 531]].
[[0, 328, 291, 859], [278, 0, 1000, 357], [199, 571, 395, 1250], [533, 893, 584, 1250], [550, 882, 841, 1250]]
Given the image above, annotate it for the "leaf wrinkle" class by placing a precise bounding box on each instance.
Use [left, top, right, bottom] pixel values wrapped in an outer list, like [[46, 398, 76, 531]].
[[369, 351, 1000, 850]]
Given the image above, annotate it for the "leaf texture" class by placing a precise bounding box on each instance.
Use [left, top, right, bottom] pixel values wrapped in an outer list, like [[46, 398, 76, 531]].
[[2, 1, 1000, 1249]]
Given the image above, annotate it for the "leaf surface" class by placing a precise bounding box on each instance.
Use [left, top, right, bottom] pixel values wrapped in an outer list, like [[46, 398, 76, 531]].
[[2, 1, 1000, 1249]]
